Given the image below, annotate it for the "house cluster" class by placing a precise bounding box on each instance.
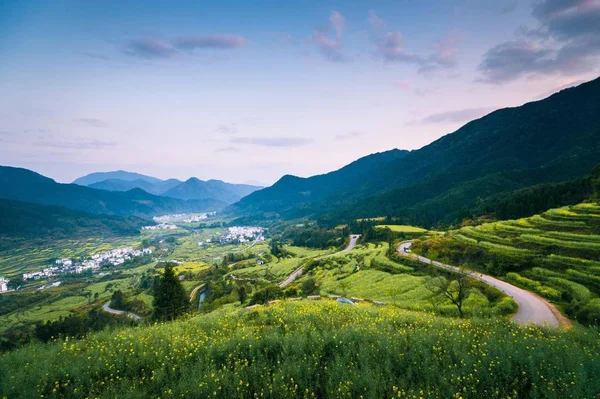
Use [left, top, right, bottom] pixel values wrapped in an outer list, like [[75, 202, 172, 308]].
[[142, 223, 178, 230], [219, 226, 266, 245], [153, 212, 214, 224], [0, 277, 9, 293], [22, 247, 152, 281]]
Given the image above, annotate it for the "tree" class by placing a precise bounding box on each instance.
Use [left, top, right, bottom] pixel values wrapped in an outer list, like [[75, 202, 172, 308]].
[[7, 277, 23, 290], [426, 272, 471, 318], [236, 284, 248, 304], [249, 285, 282, 305], [110, 290, 125, 310], [270, 240, 282, 257], [301, 277, 318, 296], [592, 165, 600, 201], [152, 264, 190, 321]]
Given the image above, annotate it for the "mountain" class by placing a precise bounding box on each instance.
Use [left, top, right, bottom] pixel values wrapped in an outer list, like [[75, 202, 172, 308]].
[[0, 166, 226, 218], [232, 77, 600, 225], [0, 199, 148, 245], [163, 178, 262, 203], [88, 178, 182, 195], [229, 149, 408, 215], [73, 170, 162, 186], [76, 172, 261, 203]]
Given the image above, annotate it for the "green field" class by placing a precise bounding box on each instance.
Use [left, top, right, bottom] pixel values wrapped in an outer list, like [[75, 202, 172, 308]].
[[375, 224, 428, 233], [1, 300, 598, 398], [412, 202, 600, 325]]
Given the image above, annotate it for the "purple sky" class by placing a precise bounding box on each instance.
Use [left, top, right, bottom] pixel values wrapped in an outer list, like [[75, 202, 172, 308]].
[[1, 0, 599, 185]]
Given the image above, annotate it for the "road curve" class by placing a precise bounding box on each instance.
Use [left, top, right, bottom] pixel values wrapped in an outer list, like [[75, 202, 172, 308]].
[[279, 235, 361, 288], [102, 301, 142, 321], [397, 242, 560, 328]]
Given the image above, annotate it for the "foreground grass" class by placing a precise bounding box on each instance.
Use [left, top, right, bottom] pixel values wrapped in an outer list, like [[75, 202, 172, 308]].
[[1, 301, 598, 398]]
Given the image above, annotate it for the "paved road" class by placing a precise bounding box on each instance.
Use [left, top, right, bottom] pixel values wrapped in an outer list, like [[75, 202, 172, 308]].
[[397, 242, 560, 327], [190, 283, 206, 302], [279, 234, 361, 288], [102, 301, 142, 321]]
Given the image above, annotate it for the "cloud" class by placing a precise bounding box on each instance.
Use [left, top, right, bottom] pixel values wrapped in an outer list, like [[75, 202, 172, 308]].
[[411, 107, 494, 124], [79, 51, 111, 61], [393, 80, 439, 96], [235, 137, 313, 147], [313, 31, 346, 62], [171, 35, 246, 50], [499, 0, 518, 14], [313, 11, 349, 62], [368, 10, 387, 28], [478, 0, 600, 83], [329, 11, 345, 38], [125, 34, 247, 59], [335, 131, 365, 140], [214, 124, 238, 134], [535, 79, 587, 99], [125, 39, 174, 59], [35, 138, 118, 150], [375, 32, 461, 73], [215, 146, 240, 152], [76, 118, 108, 128]]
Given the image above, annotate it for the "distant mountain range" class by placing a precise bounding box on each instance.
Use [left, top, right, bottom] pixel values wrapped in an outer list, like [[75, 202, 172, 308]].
[[74, 171, 262, 203], [0, 166, 225, 218], [231, 77, 600, 226]]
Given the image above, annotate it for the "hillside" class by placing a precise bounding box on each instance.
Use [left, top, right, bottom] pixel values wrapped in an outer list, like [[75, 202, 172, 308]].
[[230, 149, 409, 215], [1, 301, 598, 398], [0, 166, 226, 218], [163, 178, 262, 202], [0, 199, 148, 244], [234, 77, 600, 225], [412, 200, 600, 326]]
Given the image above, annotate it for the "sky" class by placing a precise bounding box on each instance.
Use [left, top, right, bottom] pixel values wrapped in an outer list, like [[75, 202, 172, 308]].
[[0, 0, 599, 185]]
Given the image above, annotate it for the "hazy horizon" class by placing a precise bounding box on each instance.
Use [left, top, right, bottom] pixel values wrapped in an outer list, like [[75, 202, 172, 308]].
[[1, 0, 599, 184]]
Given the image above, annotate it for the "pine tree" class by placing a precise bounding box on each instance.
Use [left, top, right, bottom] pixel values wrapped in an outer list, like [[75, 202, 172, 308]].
[[152, 264, 190, 321]]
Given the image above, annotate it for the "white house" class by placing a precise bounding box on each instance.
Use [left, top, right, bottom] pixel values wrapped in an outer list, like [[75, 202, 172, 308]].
[[0, 277, 8, 293]]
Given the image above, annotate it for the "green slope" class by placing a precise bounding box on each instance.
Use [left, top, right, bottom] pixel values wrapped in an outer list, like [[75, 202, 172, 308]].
[[0, 199, 148, 245]]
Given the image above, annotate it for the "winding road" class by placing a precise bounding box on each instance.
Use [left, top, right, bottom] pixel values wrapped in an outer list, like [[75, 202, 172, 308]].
[[102, 301, 142, 321], [397, 242, 560, 327], [279, 235, 361, 288]]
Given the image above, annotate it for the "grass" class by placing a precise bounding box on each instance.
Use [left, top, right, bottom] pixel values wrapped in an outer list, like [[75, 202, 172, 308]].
[[1, 300, 598, 398]]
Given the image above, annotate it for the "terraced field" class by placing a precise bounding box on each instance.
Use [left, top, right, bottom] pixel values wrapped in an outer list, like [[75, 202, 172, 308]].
[[299, 242, 516, 317], [0, 237, 142, 277], [412, 202, 600, 325]]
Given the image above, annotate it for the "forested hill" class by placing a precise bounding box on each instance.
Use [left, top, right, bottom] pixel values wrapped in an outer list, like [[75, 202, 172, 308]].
[[232, 77, 600, 225], [229, 149, 409, 213], [0, 199, 148, 245], [0, 167, 226, 218]]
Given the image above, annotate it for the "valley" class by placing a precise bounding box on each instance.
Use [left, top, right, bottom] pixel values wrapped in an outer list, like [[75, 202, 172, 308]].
[[1, 60, 599, 398]]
